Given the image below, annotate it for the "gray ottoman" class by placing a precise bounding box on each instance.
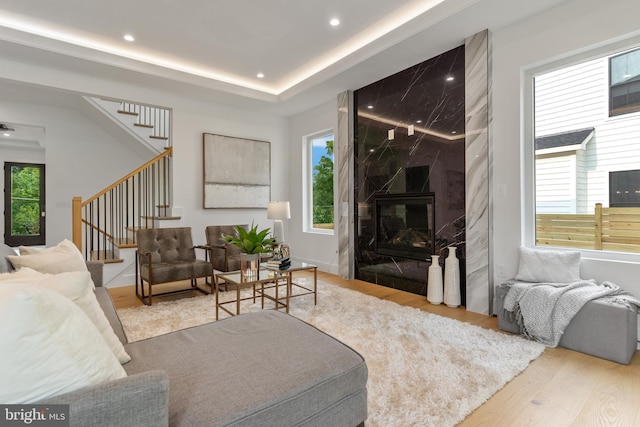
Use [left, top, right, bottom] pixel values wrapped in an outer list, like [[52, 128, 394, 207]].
[[124, 310, 368, 426], [496, 280, 637, 364]]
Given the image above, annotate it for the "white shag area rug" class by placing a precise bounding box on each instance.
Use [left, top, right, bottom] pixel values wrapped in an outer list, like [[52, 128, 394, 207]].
[[117, 279, 544, 427]]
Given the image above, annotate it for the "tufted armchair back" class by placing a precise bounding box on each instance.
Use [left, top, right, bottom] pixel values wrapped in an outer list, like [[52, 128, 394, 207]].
[[205, 225, 248, 272], [137, 227, 197, 266], [135, 226, 212, 305]]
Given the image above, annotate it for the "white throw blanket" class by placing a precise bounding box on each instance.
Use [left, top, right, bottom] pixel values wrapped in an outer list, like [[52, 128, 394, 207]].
[[503, 280, 640, 347]]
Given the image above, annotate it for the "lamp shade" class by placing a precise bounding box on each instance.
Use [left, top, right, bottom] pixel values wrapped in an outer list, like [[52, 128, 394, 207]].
[[267, 201, 290, 219]]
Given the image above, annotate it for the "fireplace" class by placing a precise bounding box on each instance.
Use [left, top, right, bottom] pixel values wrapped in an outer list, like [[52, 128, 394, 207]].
[[374, 193, 435, 261]]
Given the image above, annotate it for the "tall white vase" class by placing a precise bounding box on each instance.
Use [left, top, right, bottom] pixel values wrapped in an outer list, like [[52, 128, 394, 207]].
[[427, 255, 443, 305], [444, 246, 461, 308]]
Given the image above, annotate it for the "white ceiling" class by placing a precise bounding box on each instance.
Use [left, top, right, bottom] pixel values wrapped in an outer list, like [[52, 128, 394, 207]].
[[0, 0, 567, 117]]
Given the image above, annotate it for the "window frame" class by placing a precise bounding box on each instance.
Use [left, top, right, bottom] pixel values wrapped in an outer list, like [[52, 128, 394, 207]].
[[609, 47, 640, 117], [4, 162, 46, 247], [303, 129, 335, 235], [523, 34, 640, 263]]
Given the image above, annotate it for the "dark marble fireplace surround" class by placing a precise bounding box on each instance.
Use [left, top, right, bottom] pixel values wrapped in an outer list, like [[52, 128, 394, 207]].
[[354, 45, 466, 302]]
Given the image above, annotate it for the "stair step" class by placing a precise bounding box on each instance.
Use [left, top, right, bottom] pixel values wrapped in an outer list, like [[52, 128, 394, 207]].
[[157, 205, 171, 216], [149, 135, 169, 140], [134, 123, 154, 128], [91, 250, 125, 264], [112, 238, 138, 249], [141, 215, 181, 221], [117, 109, 138, 116]]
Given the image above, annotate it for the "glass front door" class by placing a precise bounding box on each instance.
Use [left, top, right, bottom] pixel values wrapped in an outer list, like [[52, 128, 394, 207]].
[[4, 162, 45, 246]]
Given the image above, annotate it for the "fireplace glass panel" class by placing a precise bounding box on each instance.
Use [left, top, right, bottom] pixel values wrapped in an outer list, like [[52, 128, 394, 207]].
[[375, 193, 435, 261]]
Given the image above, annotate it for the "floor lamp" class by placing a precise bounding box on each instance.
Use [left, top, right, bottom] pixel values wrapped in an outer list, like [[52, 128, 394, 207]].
[[267, 201, 290, 244]]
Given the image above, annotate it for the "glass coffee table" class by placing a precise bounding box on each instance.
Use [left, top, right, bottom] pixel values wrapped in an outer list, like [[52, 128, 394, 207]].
[[214, 268, 290, 320], [263, 261, 317, 306], [213, 261, 318, 320]]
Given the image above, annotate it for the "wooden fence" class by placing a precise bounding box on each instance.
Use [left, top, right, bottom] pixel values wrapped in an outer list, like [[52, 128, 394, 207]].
[[536, 203, 640, 253]]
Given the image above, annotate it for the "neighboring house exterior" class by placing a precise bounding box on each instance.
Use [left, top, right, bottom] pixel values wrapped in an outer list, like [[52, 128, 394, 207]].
[[534, 49, 640, 214]]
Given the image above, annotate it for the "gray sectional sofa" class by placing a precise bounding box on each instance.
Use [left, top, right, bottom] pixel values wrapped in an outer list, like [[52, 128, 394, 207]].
[[2, 246, 368, 426]]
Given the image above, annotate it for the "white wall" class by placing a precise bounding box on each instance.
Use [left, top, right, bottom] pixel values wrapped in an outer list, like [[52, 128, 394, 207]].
[[0, 99, 152, 245], [0, 57, 291, 252], [535, 153, 576, 213], [168, 96, 290, 248], [288, 99, 340, 273], [492, 0, 640, 297]]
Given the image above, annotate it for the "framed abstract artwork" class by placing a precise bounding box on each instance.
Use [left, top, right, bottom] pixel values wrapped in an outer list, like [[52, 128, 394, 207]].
[[203, 133, 271, 208]]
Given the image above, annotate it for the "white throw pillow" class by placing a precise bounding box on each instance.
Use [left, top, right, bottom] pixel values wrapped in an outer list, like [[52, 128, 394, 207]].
[[0, 268, 131, 364], [8, 239, 88, 274], [515, 247, 581, 283], [0, 284, 126, 403]]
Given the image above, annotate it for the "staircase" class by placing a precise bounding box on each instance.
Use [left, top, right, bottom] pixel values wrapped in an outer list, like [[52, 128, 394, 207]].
[[72, 99, 178, 286], [84, 97, 171, 154]]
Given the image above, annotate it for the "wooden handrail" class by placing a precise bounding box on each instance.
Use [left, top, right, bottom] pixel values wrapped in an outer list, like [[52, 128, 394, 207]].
[[81, 218, 115, 242], [72, 146, 173, 256], [82, 147, 172, 207]]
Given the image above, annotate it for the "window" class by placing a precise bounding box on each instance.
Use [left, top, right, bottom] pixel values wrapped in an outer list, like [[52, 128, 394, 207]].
[[4, 162, 46, 246], [532, 43, 640, 254], [609, 169, 640, 207], [609, 48, 640, 117], [304, 131, 334, 233]]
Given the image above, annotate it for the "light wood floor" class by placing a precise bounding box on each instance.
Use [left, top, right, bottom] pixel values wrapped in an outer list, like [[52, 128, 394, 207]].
[[110, 271, 640, 426]]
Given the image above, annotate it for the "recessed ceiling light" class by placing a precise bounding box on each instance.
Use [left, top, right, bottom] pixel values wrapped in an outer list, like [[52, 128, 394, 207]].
[[330, 18, 340, 26], [451, 130, 457, 134], [416, 120, 422, 123], [257, 73, 265, 78], [124, 34, 135, 42], [367, 105, 373, 109], [446, 76, 454, 81], [3, 133, 10, 137]]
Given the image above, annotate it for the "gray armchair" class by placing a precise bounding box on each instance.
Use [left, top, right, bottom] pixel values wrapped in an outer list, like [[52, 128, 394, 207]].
[[205, 224, 248, 273], [135, 227, 212, 305]]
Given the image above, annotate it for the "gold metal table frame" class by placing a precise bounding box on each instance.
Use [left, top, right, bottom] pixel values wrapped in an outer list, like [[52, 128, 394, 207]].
[[213, 261, 317, 320], [263, 261, 318, 306]]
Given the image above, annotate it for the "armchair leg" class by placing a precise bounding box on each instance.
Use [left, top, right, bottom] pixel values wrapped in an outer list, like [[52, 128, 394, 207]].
[[135, 250, 152, 306], [136, 273, 212, 306], [192, 277, 212, 295], [136, 278, 152, 306]]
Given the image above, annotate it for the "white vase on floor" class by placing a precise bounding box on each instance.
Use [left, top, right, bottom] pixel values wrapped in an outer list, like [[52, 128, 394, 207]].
[[427, 255, 443, 305], [444, 246, 461, 308]]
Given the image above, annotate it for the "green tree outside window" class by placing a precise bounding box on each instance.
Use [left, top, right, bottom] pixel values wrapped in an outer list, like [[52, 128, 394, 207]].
[[312, 139, 334, 229], [11, 166, 41, 236]]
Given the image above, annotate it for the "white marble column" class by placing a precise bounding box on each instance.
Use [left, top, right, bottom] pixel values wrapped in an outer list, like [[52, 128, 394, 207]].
[[464, 29, 492, 314], [337, 91, 354, 279]]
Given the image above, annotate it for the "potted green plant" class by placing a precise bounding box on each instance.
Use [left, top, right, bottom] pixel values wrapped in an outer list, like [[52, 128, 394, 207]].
[[221, 224, 276, 280]]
